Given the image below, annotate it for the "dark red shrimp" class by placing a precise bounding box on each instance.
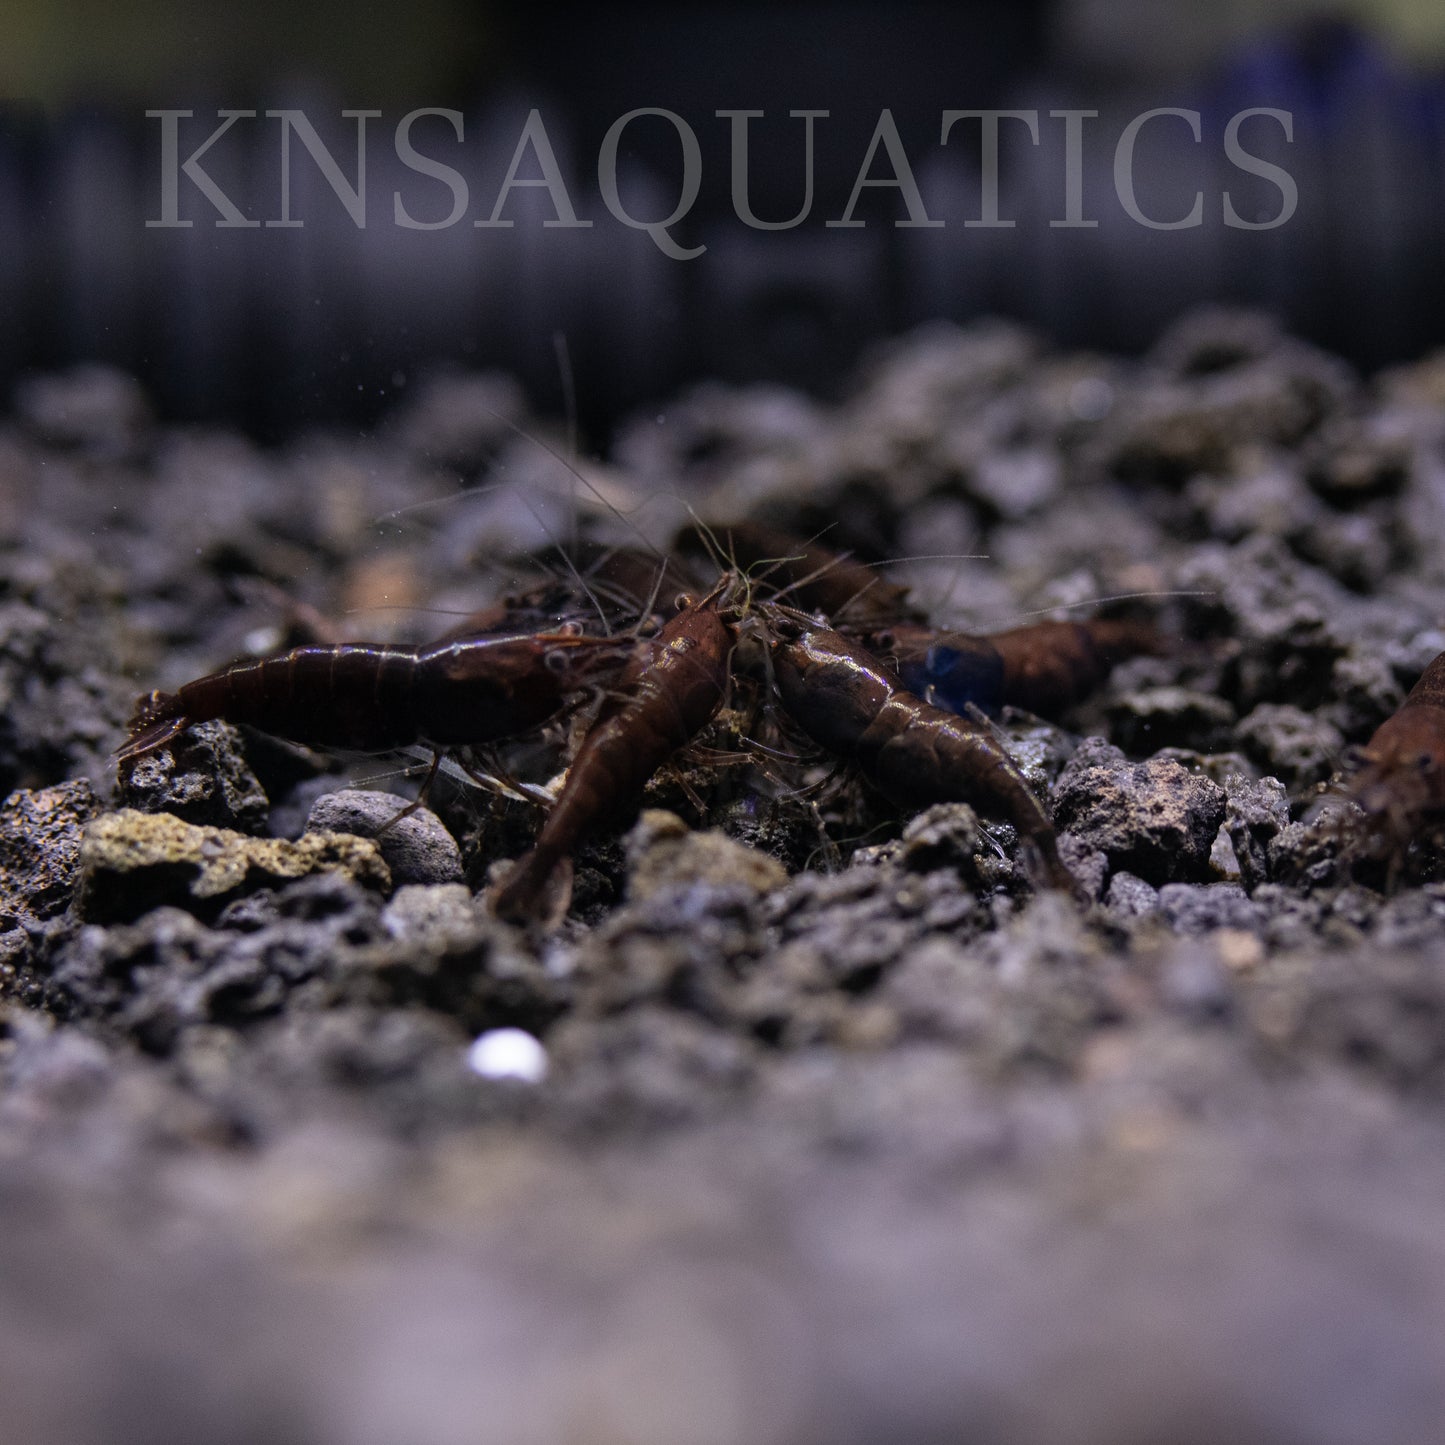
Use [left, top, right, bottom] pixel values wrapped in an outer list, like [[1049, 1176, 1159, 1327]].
[[491, 581, 737, 921], [117, 631, 635, 762], [674, 520, 922, 627], [1348, 650, 1445, 843], [765, 610, 1072, 890], [876, 617, 1166, 719]]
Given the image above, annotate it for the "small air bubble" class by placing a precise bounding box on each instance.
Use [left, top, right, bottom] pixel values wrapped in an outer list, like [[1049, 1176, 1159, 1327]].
[[243, 626, 283, 657], [466, 1028, 548, 1083]]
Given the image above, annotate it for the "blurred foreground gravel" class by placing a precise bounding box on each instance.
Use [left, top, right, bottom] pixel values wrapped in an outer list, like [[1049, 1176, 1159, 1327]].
[[4, 312, 1445, 1443]]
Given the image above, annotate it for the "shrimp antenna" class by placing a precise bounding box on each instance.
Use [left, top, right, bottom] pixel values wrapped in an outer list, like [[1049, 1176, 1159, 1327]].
[[861, 553, 991, 566], [510, 488, 614, 636], [754, 523, 902, 618], [478, 403, 667, 561], [673, 509, 829, 624], [885, 548, 990, 619], [681, 514, 840, 608], [553, 331, 579, 478], [676, 507, 734, 574], [372, 479, 511, 526], [1000, 589, 1215, 624], [777, 522, 915, 619], [552, 329, 580, 560], [339, 604, 499, 621]]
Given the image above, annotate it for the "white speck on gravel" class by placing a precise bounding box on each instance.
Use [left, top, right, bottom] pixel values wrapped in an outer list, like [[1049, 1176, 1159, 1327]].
[[466, 1028, 548, 1083]]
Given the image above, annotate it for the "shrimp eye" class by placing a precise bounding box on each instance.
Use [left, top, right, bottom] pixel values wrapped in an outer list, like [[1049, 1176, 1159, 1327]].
[[544, 648, 572, 674], [557, 620, 583, 638], [1419, 753, 1436, 773], [873, 630, 895, 650]]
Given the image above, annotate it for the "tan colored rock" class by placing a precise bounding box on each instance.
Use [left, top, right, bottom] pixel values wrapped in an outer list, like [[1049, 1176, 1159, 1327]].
[[624, 809, 788, 902], [0, 779, 103, 920], [76, 808, 390, 922]]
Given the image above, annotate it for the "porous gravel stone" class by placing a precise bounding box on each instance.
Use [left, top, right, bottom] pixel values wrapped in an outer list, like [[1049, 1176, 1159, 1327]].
[[1053, 738, 1228, 885], [13, 363, 151, 458], [1104, 870, 1161, 918], [624, 809, 788, 902], [1220, 770, 1291, 890], [897, 803, 983, 873], [118, 719, 270, 833], [75, 809, 390, 922], [0, 778, 103, 920], [1157, 882, 1261, 936], [380, 883, 485, 943], [1104, 685, 1238, 755], [305, 789, 463, 886], [1235, 703, 1346, 792]]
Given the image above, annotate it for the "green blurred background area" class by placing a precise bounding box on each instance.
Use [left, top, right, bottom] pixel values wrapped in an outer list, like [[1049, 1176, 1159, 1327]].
[[0, 0, 497, 104]]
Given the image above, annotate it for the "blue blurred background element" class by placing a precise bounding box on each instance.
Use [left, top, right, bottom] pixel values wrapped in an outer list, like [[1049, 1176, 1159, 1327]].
[[2, 0, 1444, 434]]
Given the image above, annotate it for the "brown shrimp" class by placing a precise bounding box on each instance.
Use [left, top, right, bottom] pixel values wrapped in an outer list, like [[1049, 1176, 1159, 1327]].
[[765, 610, 1072, 890], [117, 630, 635, 762], [490, 581, 737, 921], [1348, 650, 1445, 846], [876, 617, 1166, 719]]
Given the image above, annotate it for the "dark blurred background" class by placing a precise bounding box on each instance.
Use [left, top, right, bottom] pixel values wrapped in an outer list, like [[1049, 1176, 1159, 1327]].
[[3, 0, 1444, 436]]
